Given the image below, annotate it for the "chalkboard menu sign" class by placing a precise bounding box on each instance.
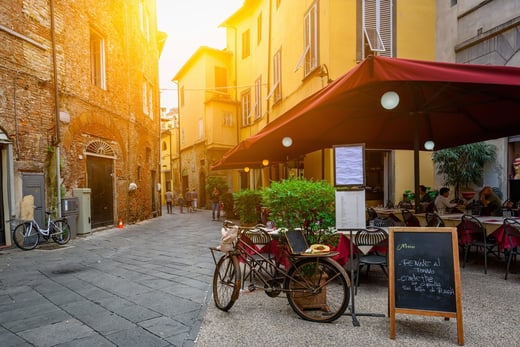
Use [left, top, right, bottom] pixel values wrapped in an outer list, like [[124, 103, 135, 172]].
[[388, 227, 464, 346]]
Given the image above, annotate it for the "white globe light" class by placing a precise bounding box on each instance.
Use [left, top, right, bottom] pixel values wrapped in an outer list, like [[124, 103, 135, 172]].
[[381, 91, 400, 110], [282, 136, 293, 148], [424, 140, 435, 151]]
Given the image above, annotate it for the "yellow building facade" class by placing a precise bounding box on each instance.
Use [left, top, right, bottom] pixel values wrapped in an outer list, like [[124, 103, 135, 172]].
[[175, 0, 437, 206]]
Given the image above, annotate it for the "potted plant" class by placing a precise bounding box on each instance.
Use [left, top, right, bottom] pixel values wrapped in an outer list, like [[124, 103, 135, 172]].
[[432, 143, 496, 200]]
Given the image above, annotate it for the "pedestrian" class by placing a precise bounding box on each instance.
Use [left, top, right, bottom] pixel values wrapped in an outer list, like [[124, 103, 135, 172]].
[[211, 187, 221, 221], [178, 193, 185, 213], [185, 189, 193, 213], [191, 188, 198, 211], [165, 190, 173, 214]]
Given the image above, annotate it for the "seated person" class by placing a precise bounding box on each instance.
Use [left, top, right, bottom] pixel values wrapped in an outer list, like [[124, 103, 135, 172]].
[[434, 187, 464, 213], [479, 186, 502, 216], [418, 185, 433, 213], [419, 185, 432, 203]]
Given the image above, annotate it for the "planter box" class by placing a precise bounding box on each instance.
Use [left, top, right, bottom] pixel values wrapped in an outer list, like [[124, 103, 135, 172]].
[[291, 275, 329, 311]]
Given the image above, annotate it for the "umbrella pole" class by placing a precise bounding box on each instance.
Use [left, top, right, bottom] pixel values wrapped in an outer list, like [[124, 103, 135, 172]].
[[414, 113, 420, 213]]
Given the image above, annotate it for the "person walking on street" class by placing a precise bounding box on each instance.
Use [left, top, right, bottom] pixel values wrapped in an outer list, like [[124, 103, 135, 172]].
[[211, 187, 221, 221], [185, 190, 193, 213], [191, 188, 198, 212], [165, 190, 173, 214], [178, 192, 185, 214]]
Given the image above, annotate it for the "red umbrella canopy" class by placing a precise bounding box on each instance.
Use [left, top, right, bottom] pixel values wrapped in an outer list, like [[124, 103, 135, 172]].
[[212, 55, 520, 170]]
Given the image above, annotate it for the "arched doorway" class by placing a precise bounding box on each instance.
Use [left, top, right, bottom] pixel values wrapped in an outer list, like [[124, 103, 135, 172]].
[[86, 140, 115, 228]]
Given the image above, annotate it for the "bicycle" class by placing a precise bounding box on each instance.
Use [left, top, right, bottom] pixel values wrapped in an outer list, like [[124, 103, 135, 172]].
[[13, 210, 71, 250], [209, 221, 351, 323]]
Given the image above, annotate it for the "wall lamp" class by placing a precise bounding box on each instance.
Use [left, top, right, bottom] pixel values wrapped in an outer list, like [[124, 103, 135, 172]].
[[319, 64, 333, 84]]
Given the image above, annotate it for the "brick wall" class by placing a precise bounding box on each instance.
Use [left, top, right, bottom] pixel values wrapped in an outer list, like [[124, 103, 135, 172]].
[[0, 0, 161, 228]]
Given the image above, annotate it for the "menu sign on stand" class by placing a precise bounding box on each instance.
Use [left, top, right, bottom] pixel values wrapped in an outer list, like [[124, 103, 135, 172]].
[[388, 227, 464, 346]]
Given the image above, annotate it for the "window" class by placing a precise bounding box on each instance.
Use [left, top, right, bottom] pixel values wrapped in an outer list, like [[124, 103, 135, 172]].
[[139, 0, 150, 41], [242, 29, 250, 59], [214, 66, 227, 93], [162, 141, 167, 151], [257, 13, 262, 44], [295, 2, 318, 76], [198, 118, 204, 139], [142, 78, 153, 118], [223, 112, 233, 127], [90, 29, 106, 89], [267, 49, 282, 103], [362, 0, 393, 58], [241, 90, 251, 126], [254, 76, 262, 119]]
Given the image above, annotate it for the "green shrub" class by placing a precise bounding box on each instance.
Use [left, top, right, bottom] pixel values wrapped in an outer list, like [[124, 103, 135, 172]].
[[233, 189, 263, 225], [220, 192, 236, 219], [262, 178, 335, 244]]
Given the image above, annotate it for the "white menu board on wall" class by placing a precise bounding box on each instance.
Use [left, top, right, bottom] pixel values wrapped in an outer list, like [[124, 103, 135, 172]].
[[335, 190, 366, 229], [334, 144, 365, 187]]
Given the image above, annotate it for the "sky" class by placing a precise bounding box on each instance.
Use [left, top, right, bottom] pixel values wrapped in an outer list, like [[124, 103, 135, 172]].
[[156, 0, 243, 110]]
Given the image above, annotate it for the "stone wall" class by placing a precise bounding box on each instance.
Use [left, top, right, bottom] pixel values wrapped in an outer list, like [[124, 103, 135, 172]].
[[0, 0, 161, 230]]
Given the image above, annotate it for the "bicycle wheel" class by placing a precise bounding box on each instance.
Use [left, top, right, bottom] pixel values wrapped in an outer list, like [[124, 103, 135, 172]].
[[13, 222, 40, 250], [285, 257, 350, 323], [51, 219, 71, 245], [212, 254, 241, 311]]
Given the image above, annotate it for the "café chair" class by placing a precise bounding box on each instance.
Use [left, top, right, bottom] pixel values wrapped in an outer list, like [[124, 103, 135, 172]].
[[503, 218, 520, 280], [397, 201, 412, 209], [401, 209, 421, 227], [372, 217, 398, 227], [425, 212, 445, 227], [460, 214, 499, 274], [241, 228, 275, 287], [354, 227, 388, 294], [502, 200, 515, 217]]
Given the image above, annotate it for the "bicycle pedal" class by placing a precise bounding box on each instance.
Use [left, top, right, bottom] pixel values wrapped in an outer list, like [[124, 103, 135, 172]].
[[247, 283, 256, 292]]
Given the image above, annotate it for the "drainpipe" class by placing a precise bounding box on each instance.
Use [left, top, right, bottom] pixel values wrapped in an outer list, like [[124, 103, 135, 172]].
[[266, 0, 272, 124], [50, 0, 61, 217]]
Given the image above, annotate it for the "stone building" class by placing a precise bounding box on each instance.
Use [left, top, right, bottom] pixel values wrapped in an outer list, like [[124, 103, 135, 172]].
[[0, 0, 163, 247]]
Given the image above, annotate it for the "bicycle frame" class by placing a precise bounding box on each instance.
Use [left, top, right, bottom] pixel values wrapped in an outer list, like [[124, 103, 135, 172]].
[[28, 213, 57, 238]]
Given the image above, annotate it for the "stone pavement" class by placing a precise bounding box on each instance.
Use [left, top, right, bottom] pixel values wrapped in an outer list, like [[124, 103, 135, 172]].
[[0, 208, 221, 347], [3, 208, 520, 346]]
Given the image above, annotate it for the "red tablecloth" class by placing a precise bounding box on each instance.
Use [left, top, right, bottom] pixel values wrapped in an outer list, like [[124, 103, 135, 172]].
[[457, 222, 520, 251], [269, 233, 365, 269]]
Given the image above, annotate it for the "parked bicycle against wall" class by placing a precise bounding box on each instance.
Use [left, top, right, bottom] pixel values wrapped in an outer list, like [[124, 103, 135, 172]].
[[13, 210, 71, 250]]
